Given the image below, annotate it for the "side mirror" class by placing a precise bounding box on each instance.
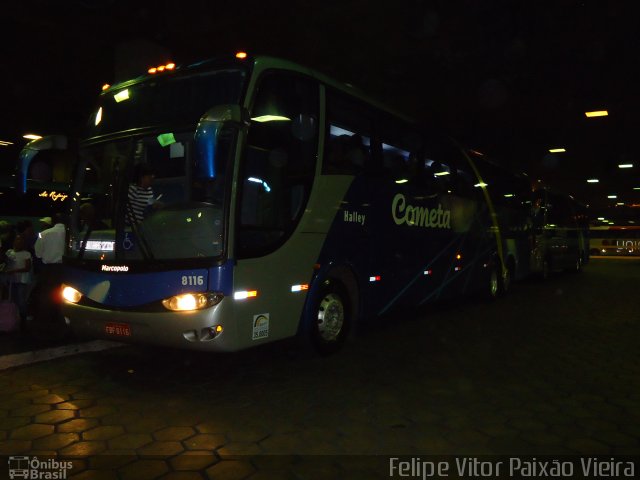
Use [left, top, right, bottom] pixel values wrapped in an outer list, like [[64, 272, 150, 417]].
[[198, 105, 250, 126], [17, 135, 68, 194]]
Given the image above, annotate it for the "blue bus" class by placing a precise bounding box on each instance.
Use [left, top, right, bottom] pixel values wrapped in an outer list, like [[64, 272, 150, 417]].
[[21, 54, 532, 354]]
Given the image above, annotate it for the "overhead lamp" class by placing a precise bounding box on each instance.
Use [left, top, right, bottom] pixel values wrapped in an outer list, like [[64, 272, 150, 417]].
[[23, 134, 42, 140], [607, 195, 617, 199], [618, 164, 633, 169], [585, 110, 608, 117], [587, 179, 599, 183], [549, 148, 566, 153]]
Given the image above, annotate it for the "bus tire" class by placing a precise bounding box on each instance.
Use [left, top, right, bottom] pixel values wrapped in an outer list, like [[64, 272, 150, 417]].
[[485, 263, 500, 301], [309, 279, 350, 356], [568, 255, 582, 274], [499, 259, 514, 296]]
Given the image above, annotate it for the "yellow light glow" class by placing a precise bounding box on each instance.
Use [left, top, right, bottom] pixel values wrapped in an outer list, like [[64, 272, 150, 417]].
[[434, 171, 450, 176], [166, 63, 176, 70], [101, 84, 110, 91], [62, 285, 82, 303], [587, 179, 599, 183], [148, 67, 157, 74], [157, 65, 165, 72], [23, 134, 42, 140], [456, 254, 462, 260], [395, 179, 408, 184], [618, 164, 633, 169], [162, 292, 222, 311], [251, 115, 291, 123], [114, 89, 130, 103], [549, 148, 566, 153], [0, 140, 13, 146], [236, 51, 248, 59], [585, 110, 608, 117]]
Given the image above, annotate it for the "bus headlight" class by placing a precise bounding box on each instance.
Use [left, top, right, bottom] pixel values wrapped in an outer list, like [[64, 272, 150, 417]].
[[62, 285, 82, 304], [162, 292, 223, 312]]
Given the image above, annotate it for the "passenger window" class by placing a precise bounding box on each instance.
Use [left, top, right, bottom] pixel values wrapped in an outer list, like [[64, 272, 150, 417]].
[[324, 92, 373, 175], [237, 72, 319, 258]]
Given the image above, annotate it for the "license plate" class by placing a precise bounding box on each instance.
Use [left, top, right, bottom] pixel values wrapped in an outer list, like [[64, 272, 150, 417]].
[[105, 322, 132, 337]]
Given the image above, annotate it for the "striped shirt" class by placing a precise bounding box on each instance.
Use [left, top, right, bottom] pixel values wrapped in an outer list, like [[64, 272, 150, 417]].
[[126, 184, 154, 225]]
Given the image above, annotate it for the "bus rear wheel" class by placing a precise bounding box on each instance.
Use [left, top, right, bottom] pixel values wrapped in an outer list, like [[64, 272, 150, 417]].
[[310, 281, 350, 355]]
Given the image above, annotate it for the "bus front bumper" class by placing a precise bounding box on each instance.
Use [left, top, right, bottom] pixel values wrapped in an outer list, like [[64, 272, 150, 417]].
[[62, 301, 239, 352]]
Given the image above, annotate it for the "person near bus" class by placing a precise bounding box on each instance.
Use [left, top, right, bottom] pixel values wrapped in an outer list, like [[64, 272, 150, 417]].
[[4, 233, 33, 322], [30, 212, 68, 340], [126, 164, 158, 225]]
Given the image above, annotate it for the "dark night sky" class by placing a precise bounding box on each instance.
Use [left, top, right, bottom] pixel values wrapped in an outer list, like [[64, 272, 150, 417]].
[[2, 0, 639, 218]]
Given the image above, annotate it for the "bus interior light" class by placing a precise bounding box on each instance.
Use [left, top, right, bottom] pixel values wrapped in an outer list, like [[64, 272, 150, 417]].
[[114, 89, 130, 103], [234, 290, 258, 300]]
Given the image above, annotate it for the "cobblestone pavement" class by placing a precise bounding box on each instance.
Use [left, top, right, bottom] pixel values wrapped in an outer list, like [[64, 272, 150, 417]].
[[1, 258, 639, 478]]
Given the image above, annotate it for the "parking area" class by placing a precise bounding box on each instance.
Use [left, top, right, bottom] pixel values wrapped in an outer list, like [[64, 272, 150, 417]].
[[1, 258, 639, 479]]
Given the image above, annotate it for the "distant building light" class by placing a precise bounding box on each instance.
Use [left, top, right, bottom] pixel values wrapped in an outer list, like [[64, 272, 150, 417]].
[[549, 148, 566, 153], [587, 179, 599, 183], [585, 110, 608, 117]]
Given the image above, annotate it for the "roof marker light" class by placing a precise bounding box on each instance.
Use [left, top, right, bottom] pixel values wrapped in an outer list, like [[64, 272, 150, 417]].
[[166, 63, 176, 70], [101, 84, 110, 91], [148, 67, 157, 74], [456, 253, 462, 260], [236, 51, 248, 59]]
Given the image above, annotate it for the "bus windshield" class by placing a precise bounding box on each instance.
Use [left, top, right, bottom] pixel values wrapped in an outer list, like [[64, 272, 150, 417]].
[[65, 65, 248, 265], [88, 68, 247, 137], [67, 125, 236, 263]]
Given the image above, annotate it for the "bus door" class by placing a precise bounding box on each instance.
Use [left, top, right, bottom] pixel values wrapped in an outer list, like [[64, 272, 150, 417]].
[[232, 71, 321, 348]]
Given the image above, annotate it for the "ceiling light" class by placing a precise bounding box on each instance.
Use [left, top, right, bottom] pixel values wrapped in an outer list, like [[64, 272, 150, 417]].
[[585, 110, 608, 117]]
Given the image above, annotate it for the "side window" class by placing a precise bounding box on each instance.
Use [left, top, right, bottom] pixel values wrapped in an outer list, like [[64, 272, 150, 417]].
[[376, 113, 423, 184], [422, 135, 458, 195], [237, 72, 319, 258], [323, 91, 373, 175]]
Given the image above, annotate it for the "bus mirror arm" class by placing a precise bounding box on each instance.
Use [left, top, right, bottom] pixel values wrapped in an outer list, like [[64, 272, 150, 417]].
[[198, 105, 250, 127]]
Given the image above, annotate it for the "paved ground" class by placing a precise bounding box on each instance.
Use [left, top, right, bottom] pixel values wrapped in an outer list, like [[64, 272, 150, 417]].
[[0, 258, 639, 479]]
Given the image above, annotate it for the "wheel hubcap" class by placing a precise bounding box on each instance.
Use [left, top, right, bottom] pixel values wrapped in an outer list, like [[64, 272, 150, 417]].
[[317, 293, 344, 342], [489, 269, 498, 297]]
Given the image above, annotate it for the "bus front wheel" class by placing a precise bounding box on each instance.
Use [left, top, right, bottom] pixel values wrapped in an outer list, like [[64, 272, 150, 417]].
[[310, 281, 350, 355]]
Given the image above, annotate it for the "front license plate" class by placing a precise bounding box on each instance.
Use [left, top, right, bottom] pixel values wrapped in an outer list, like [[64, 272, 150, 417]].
[[105, 322, 132, 337]]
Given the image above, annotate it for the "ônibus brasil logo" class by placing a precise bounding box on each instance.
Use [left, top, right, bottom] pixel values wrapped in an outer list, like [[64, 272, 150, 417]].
[[7, 456, 73, 479]]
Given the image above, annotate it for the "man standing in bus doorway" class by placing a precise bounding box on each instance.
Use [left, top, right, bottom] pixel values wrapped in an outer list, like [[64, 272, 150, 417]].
[[126, 164, 158, 225], [29, 212, 69, 342]]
